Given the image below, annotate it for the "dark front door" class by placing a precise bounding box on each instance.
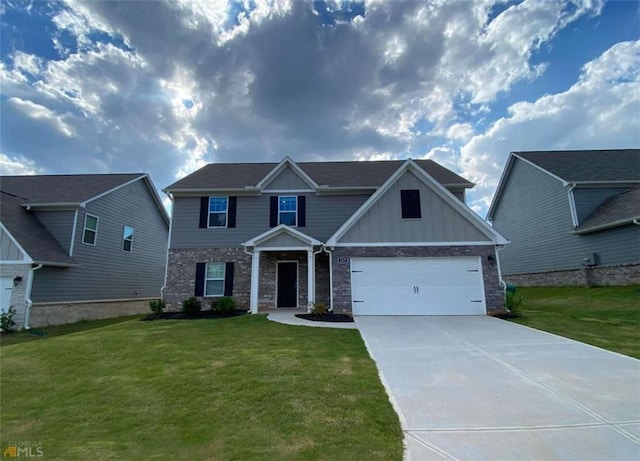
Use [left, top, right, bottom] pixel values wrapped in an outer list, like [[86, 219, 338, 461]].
[[277, 262, 298, 308]]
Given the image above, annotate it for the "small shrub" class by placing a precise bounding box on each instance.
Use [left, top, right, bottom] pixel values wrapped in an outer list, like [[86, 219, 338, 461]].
[[1, 306, 17, 333], [182, 297, 202, 317], [505, 290, 524, 316], [212, 297, 236, 313], [149, 299, 165, 318], [311, 302, 328, 316]]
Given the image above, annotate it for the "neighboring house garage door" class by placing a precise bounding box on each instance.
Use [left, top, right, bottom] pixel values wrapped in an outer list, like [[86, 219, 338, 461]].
[[350, 257, 486, 315]]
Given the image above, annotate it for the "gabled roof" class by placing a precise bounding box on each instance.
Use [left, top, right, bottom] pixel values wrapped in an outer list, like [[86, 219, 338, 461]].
[[0, 173, 145, 205], [257, 156, 319, 190], [326, 159, 508, 246], [243, 224, 322, 247], [0, 191, 77, 266], [516, 149, 640, 183], [574, 187, 640, 234], [164, 159, 474, 192], [487, 149, 640, 220]]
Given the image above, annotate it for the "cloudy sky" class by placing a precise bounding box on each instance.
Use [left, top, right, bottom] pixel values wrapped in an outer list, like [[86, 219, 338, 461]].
[[1, 0, 639, 215]]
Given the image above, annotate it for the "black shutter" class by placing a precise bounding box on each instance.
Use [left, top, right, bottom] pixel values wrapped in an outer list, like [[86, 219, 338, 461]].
[[224, 262, 234, 297], [199, 197, 209, 228], [297, 195, 306, 227], [228, 197, 237, 228], [270, 196, 278, 227], [194, 263, 206, 296], [401, 190, 421, 219]]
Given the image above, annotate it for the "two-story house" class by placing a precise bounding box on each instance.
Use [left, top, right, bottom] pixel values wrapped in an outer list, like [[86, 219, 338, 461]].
[[0, 174, 169, 328], [163, 157, 508, 316], [487, 149, 640, 286]]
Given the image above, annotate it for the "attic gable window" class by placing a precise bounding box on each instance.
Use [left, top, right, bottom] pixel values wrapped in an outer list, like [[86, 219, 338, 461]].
[[279, 196, 297, 226], [401, 189, 422, 219], [208, 197, 228, 227], [82, 214, 98, 245]]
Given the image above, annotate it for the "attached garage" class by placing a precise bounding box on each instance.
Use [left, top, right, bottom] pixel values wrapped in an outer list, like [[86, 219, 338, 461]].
[[350, 257, 486, 315]]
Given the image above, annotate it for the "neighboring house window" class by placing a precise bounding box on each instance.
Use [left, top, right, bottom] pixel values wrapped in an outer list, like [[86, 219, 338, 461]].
[[208, 197, 228, 227], [401, 190, 422, 219], [82, 214, 98, 245], [122, 225, 134, 252], [205, 262, 225, 296], [279, 196, 297, 226]]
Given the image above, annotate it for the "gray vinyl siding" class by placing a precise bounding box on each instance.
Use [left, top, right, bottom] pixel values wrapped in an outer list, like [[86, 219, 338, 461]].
[[573, 187, 633, 224], [339, 170, 490, 243], [170, 193, 370, 248], [31, 179, 169, 303], [0, 227, 25, 260], [263, 166, 312, 190], [33, 210, 75, 253], [491, 159, 639, 275], [258, 233, 308, 248]]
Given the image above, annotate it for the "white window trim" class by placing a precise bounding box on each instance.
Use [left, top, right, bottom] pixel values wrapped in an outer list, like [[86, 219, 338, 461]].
[[208, 196, 229, 228], [122, 225, 134, 252], [278, 195, 297, 227], [82, 213, 99, 246], [204, 262, 225, 297]]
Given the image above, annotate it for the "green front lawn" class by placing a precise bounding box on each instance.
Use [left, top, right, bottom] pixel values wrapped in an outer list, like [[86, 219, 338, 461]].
[[1, 315, 402, 460], [510, 285, 640, 359]]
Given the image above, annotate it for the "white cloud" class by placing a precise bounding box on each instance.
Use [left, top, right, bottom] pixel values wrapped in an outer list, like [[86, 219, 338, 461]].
[[6, 97, 75, 137], [0, 153, 43, 176], [461, 40, 640, 215]]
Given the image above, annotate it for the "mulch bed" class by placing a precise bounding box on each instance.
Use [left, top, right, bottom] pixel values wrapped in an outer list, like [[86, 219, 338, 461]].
[[141, 310, 248, 321], [295, 313, 354, 323], [490, 312, 521, 320]]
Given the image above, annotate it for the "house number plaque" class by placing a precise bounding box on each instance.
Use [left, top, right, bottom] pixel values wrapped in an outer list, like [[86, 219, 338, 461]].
[[337, 257, 349, 264]]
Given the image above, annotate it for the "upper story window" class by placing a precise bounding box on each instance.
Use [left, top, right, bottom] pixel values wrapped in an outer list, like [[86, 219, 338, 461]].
[[279, 196, 297, 226], [82, 214, 98, 245], [205, 262, 225, 297], [401, 189, 422, 219], [122, 225, 134, 252], [208, 197, 228, 227]]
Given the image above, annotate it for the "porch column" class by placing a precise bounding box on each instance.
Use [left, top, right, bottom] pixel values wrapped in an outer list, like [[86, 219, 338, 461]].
[[250, 249, 260, 314], [307, 248, 315, 311]]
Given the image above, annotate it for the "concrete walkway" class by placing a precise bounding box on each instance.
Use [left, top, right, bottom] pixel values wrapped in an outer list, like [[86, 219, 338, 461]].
[[355, 316, 640, 461], [266, 312, 357, 329]]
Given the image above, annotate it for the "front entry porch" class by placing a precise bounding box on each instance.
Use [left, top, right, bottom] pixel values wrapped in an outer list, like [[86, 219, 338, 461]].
[[243, 225, 330, 314]]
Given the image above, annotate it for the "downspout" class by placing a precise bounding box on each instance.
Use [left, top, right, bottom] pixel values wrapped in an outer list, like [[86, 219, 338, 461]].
[[160, 193, 174, 301], [322, 246, 334, 312], [494, 246, 508, 312], [567, 183, 578, 227], [24, 263, 44, 330]]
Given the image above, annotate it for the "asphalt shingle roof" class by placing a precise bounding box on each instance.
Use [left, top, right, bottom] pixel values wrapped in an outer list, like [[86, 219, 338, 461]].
[[165, 159, 474, 191], [0, 173, 144, 204], [576, 187, 640, 233], [0, 191, 76, 265], [516, 149, 640, 183]]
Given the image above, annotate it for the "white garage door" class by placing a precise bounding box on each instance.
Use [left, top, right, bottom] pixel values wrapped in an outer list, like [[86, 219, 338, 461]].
[[350, 257, 486, 315]]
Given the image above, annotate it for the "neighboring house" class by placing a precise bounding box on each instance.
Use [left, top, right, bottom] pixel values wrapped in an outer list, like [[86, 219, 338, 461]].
[[163, 157, 508, 316], [0, 174, 169, 328], [487, 149, 640, 286]]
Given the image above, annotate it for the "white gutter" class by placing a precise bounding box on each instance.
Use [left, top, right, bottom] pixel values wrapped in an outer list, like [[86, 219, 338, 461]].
[[633, 219, 640, 226], [567, 183, 578, 227], [323, 246, 334, 311], [23, 263, 44, 330]]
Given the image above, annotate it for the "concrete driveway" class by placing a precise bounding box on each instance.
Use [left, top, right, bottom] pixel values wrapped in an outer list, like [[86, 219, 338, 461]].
[[355, 316, 640, 461]]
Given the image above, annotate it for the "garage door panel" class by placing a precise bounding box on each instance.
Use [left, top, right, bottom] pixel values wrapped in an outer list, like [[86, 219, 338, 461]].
[[351, 257, 486, 315]]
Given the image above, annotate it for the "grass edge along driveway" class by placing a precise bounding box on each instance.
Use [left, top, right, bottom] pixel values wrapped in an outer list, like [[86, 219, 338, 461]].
[[1, 315, 403, 461], [511, 285, 640, 359]]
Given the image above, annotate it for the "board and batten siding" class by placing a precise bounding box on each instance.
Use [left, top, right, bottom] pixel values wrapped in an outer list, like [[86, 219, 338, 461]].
[[491, 159, 640, 275], [170, 193, 371, 248], [263, 166, 312, 190], [339, 170, 490, 243], [31, 179, 169, 303], [33, 210, 75, 254], [0, 227, 25, 260], [573, 187, 634, 224]]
